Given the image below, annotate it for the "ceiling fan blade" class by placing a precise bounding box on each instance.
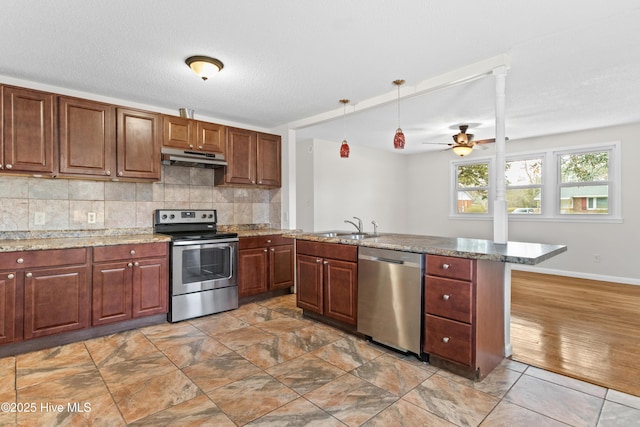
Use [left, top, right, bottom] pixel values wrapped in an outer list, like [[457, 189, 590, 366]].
[[473, 138, 495, 145], [421, 142, 452, 146]]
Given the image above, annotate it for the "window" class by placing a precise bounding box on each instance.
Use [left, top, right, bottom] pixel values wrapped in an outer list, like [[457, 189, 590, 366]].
[[451, 142, 620, 221], [506, 157, 543, 214], [558, 150, 610, 215], [455, 162, 490, 214]]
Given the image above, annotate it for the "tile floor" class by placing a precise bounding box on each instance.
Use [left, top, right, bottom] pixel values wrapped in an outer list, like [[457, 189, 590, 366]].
[[1, 294, 639, 426]]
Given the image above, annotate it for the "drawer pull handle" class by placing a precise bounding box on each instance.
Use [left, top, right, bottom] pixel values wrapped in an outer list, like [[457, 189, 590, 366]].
[[130, 250, 136, 255], [7, 274, 14, 279], [442, 337, 450, 343], [17, 258, 24, 264], [266, 239, 272, 243], [442, 294, 450, 300], [26, 272, 33, 278], [442, 263, 450, 270]]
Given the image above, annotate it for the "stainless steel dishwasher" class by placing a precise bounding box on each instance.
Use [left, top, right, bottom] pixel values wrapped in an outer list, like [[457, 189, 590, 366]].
[[357, 247, 423, 354]]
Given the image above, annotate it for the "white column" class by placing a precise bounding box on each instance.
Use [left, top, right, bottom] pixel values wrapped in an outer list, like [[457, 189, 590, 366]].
[[493, 66, 508, 244]]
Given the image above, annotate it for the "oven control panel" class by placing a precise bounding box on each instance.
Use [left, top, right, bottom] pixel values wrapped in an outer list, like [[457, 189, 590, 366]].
[[155, 209, 217, 224]]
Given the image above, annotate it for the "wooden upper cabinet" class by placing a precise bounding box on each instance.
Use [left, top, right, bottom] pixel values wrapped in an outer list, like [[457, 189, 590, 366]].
[[1, 85, 56, 174], [224, 127, 256, 185], [59, 96, 116, 178], [217, 127, 281, 187], [257, 132, 281, 187], [116, 108, 161, 180], [163, 115, 225, 154]]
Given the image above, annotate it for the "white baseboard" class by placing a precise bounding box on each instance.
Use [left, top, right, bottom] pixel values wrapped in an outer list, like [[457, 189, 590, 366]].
[[510, 264, 640, 286]]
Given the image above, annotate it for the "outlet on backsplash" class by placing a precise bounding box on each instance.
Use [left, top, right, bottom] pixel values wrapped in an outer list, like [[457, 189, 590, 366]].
[[34, 212, 46, 225]]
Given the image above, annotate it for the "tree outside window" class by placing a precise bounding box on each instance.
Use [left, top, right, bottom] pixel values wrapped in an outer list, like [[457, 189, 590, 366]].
[[559, 151, 609, 215], [506, 158, 542, 214], [456, 163, 489, 213]]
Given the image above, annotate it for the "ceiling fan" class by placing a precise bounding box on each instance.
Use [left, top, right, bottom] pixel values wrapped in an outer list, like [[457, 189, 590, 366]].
[[423, 124, 506, 156]]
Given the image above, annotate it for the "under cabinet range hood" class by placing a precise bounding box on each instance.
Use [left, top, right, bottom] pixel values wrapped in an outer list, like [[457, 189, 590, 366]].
[[161, 147, 227, 168]]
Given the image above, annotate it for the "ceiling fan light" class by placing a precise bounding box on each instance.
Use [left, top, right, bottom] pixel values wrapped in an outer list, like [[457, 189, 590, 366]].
[[186, 56, 224, 80], [393, 128, 405, 149], [452, 145, 473, 157]]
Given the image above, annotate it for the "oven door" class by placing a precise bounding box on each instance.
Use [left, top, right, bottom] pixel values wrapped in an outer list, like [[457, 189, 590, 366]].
[[171, 240, 238, 296]]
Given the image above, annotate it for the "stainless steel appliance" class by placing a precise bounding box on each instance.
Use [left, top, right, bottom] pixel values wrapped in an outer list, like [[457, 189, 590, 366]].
[[154, 209, 238, 322], [357, 247, 424, 354]]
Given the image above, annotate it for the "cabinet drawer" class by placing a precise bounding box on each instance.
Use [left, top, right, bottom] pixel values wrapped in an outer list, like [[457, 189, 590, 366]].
[[425, 276, 473, 323], [426, 255, 473, 281], [296, 240, 357, 262], [93, 242, 168, 262], [239, 234, 292, 249], [0, 248, 88, 269], [424, 314, 472, 366]]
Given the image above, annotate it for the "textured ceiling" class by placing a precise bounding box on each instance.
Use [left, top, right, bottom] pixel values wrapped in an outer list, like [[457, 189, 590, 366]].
[[1, 1, 639, 153]]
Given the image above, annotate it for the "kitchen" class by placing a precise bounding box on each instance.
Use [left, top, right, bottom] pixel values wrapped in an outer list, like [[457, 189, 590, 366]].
[[1, 1, 640, 425]]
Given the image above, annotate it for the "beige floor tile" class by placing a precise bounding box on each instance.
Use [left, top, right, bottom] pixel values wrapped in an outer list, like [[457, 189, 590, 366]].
[[505, 374, 604, 426], [403, 374, 500, 426], [266, 353, 346, 394], [227, 303, 286, 324], [254, 317, 312, 335], [234, 335, 308, 369], [480, 400, 567, 426], [160, 336, 231, 368], [182, 351, 262, 392], [189, 312, 249, 337], [0, 356, 15, 401], [98, 351, 176, 387], [498, 357, 529, 373], [281, 324, 344, 353], [84, 329, 158, 368], [140, 320, 208, 349], [352, 353, 435, 397], [606, 389, 640, 410], [206, 373, 299, 425], [126, 394, 234, 427], [525, 366, 608, 398], [311, 335, 383, 371], [438, 365, 523, 398], [244, 397, 344, 427], [213, 325, 276, 350], [597, 400, 640, 426], [363, 399, 456, 427], [16, 342, 95, 389]]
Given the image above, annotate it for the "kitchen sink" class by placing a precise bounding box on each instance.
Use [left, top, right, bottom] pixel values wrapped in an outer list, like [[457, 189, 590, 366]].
[[312, 231, 378, 240]]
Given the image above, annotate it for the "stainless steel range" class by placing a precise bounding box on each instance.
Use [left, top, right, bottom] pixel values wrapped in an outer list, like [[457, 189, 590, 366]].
[[154, 209, 239, 322]]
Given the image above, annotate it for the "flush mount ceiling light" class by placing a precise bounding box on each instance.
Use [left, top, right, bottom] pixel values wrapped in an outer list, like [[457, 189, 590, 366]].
[[392, 79, 406, 149], [339, 99, 350, 158], [185, 56, 224, 81]]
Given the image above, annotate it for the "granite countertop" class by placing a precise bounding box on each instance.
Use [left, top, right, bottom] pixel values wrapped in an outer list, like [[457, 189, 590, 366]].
[[285, 231, 567, 265], [234, 228, 298, 238]]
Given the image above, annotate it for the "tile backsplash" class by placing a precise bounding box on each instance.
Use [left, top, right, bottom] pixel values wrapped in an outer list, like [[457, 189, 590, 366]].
[[0, 165, 281, 232]]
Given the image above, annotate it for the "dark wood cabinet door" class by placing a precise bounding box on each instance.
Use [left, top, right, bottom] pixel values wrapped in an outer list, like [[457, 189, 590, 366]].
[[238, 248, 269, 297], [132, 257, 168, 318], [0, 271, 17, 344], [23, 265, 90, 339], [162, 115, 194, 150], [256, 133, 281, 187], [92, 262, 132, 326], [197, 121, 225, 153], [225, 127, 256, 185], [117, 108, 161, 180], [296, 254, 323, 314], [59, 96, 116, 177], [269, 244, 294, 290], [2, 86, 56, 174], [324, 259, 358, 325]]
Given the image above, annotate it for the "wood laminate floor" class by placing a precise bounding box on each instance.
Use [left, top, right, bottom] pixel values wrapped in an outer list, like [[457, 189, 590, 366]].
[[510, 270, 640, 397]]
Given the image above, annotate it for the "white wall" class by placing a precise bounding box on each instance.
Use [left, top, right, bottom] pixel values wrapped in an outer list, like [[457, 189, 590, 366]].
[[296, 139, 408, 234], [298, 124, 639, 284], [406, 123, 640, 284]]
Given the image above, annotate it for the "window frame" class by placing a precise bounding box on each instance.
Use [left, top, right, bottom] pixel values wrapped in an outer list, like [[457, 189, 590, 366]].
[[449, 141, 622, 222]]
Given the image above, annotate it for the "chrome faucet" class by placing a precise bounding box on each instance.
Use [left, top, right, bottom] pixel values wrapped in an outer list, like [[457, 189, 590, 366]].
[[371, 220, 379, 235], [344, 216, 363, 233]]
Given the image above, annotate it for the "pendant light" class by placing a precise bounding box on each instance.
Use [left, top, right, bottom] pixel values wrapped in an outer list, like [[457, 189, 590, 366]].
[[392, 79, 406, 149], [339, 99, 350, 158]]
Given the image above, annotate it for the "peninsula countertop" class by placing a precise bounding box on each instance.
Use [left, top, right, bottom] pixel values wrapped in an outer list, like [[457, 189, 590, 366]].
[[285, 231, 567, 265]]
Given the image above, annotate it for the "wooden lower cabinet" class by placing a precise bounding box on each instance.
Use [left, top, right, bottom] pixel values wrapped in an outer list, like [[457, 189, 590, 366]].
[[0, 271, 17, 344], [238, 235, 294, 298], [423, 254, 504, 379], [296, 241, 358, 326], [92, 243, 168, 326]]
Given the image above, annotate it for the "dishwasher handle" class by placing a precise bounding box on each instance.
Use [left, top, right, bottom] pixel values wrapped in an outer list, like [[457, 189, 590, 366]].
[[359, 253, 422, 269]]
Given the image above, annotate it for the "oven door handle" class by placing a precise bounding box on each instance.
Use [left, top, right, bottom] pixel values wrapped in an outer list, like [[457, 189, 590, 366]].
[[172, 237, 239, 246]]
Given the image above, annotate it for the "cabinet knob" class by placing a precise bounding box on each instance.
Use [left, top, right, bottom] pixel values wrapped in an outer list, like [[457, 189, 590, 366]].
[[323, 260, 329, 265], [316, 258, 322, 263], [0, 164, 3, 169], [118, 171, 124, 177], [134, 262, 139, 266], [270, 248, 275, 252], [442, 263, 450, 270], [258, 180, 262, 184], [189, 144, 194, 148], [7, 274, 14, 279], [442, 294, 450, 300], [264, 249, 268, 252], [17, 258, 24, 264], [5, 164, 12, 169], [266, 239, 271, 243], [128, 262, 133, 267], [26, 272, 33, 278], [198, 145, 203, 149], [130, 249, 136, 255], [105, 170, 111, 176], [442, 337, 450, 343]]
